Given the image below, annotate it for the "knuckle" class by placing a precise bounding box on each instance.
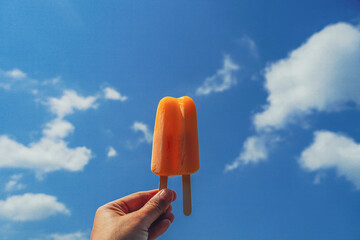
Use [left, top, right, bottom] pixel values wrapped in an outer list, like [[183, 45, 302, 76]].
[[94, 206, 104, 218], [146, 200, 164, 215]]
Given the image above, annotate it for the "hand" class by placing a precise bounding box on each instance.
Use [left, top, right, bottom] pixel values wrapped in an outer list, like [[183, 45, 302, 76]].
[[91, 189, 177, 240]]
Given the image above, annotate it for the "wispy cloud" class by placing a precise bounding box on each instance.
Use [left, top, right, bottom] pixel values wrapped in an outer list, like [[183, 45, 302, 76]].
[[131, 122, 153, 144], [0, 68, 37, 91], [299, 131, 360, 189], [0, 82, 11, 90], [238, 35, 258, 58], [103, 87, 128, 101], [196, 55, 240, 96], [5, 174, 25, 192], [225, 136, 268, 172], [42, 76, 61, 86], [226, 22, 360, 172], [225, 134, 280, 171], [0, 193, 70, 221], [313, 172, 326, 185], [107, 146, 117, 158]]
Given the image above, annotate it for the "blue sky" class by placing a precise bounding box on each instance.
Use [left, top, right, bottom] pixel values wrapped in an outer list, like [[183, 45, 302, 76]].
[[0, 0, 360, 239]]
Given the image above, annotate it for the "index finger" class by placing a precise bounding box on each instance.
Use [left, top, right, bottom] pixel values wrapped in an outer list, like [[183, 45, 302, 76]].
[[109, 189, 159, 214]]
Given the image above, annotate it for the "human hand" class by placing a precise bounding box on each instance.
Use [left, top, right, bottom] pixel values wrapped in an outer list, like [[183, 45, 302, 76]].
[[91, 189, 176, 240]]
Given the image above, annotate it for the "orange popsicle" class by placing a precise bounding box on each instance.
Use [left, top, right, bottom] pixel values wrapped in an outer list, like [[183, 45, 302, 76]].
[[151, 96, 199, 216]]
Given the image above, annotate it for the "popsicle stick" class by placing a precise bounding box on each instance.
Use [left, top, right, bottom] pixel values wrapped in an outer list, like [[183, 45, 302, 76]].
[[182, 174, 192, 216], [159, 176, 168, 190]]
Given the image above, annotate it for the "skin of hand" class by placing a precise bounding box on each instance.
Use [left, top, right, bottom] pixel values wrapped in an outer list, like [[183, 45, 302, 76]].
[[91, 189, 177, 240]]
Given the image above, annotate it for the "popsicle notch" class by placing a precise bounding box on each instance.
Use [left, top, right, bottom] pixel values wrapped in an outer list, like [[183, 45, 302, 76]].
[[151, 96, 199, 216]]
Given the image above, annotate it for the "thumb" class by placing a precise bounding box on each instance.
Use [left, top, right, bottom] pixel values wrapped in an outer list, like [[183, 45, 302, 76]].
[[138, 189, 174, 227]]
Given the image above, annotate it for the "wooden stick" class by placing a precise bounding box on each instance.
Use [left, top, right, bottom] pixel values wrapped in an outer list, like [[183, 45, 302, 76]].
[[159, 176, 168, 190], [182, 174, 192, 216]]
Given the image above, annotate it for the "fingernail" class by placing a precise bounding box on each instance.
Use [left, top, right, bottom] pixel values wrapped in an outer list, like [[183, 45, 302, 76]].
[[159, 189, 173, 201]]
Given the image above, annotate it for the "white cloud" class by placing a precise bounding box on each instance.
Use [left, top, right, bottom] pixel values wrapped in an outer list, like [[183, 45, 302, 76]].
[[43, 119, 75, 139], [0, 135, 92, 176], [5, 174, 25, 192], [299, 130, 360, 189], [196, 55, 240, 95], [255, 22, 360, 131], [103, 87, 128, 101], [48, 90, 98, 118], [226, 22, 360, 172], [4, 69, 27, 79], [225, 135, 279, 171], [0, 90, 98, 176], [0, 193, 70, 221], [131, 122, 153, 144], [107, 146, 117, 158]]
